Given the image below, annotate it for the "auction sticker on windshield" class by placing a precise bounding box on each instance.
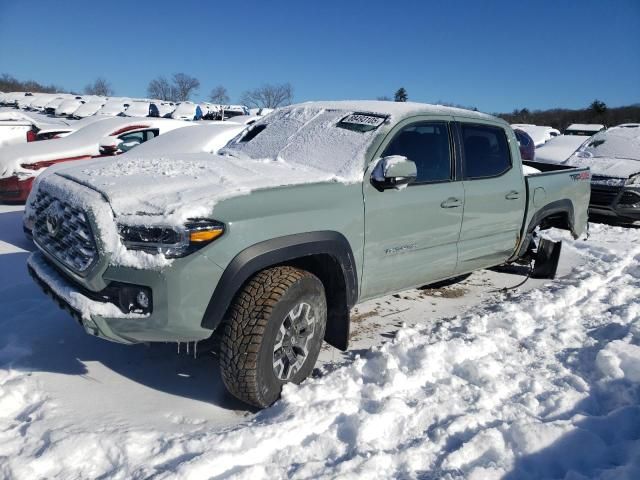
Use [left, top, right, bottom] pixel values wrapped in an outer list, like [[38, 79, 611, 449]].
[[338, 113, 388, 132]]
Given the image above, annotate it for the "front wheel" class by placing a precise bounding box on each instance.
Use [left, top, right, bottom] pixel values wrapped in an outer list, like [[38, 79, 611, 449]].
[[219, 266, 327, 408]]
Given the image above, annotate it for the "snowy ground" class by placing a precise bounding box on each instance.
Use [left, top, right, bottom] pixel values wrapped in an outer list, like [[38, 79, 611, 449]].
[[1, 204, 639, 479]]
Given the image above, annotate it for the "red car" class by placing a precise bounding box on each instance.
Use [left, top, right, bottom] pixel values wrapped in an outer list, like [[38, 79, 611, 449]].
[[514, 128, 535, 161]]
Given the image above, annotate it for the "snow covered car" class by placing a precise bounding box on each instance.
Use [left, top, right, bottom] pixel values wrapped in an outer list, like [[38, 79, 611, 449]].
[[126, 122, 246, 157], [0, 117, 191, 202], [121, 101, 160, 118], [28, 94, 59, 112], [55, 99, 86, 117], [171, 102, 203, 121], [535, 134, 591, 164], [25, 101, 591, 407], [43, 96, 70, 115], [564, 124, 640, 223], [72, 100, 107, 118], [511, 124, 560, 147], [96, 99, 131, 116], [156, 102, 176, 118], [565, 123, 605, 136], [0, 111, 76, 148]]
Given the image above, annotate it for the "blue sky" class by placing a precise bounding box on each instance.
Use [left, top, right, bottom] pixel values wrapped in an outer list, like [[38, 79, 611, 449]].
[[0, 0, 638, 112]]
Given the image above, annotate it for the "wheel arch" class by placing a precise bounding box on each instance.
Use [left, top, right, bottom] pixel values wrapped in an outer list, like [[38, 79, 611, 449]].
[[201, 231, 358, 351], [513, 199, 575, 260]]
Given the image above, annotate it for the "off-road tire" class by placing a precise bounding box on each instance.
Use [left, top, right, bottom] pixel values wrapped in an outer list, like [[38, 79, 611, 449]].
[[219, 266, 327, 408]]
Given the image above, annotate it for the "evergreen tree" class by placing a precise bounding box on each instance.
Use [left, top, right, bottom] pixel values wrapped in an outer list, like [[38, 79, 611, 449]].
[[394, 87, 408, 102]]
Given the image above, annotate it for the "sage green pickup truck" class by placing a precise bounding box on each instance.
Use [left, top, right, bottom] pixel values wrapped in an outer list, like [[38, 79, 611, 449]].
[[25, 101, 590, 407]]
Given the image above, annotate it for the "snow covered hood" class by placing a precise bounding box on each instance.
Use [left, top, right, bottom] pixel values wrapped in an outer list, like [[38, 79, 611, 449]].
[[564, 125, 640, 178], [46, 153, 341, 224], [535, 135, 590, 163]]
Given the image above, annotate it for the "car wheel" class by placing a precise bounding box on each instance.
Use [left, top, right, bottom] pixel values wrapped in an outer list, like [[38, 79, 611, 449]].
[[219, 266, 327, 408]]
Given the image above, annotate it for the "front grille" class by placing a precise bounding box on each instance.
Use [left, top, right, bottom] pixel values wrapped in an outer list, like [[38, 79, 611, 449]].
[[619, 190, 640, 206], [32, 191, 98, 274], [590, 185, 621, 207]]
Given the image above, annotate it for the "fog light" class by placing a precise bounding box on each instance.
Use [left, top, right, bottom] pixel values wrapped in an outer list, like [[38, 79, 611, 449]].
[[136, 290, 150, 309]]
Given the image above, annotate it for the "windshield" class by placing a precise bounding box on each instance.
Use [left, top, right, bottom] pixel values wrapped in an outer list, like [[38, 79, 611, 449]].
[[221, 106, 385, 180]]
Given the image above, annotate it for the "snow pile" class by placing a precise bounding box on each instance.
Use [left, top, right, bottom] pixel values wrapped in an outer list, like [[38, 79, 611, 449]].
[[2, 223, 639, 479]]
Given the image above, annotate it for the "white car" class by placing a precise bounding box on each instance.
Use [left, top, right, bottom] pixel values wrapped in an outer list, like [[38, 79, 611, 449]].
[[565, 123, 606, 136], [43, 96, 71, 115], [156, 102, 176, 118], [0, 117, 194, 202], [96, 99, 132, 116], [28, 94, 59, 112], [55, 98, 86, 117], [130, 122, 246, 157], [171, 102, 203, 121], [0, 111, 76, 148], [121, 100, 158, 118], [511, 124, 560, 147], [1, 92, 33, 107], [72, 100, 107, 118], [535, 135, 592, 164]]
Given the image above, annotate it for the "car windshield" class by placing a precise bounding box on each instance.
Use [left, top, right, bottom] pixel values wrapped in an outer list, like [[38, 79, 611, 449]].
[[220, 106, 384, 180]]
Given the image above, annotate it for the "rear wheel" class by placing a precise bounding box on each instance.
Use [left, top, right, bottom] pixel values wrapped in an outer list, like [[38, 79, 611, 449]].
[[219, 266, 327, 407]]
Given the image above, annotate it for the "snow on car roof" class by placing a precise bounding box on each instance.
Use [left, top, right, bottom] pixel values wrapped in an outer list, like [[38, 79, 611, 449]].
[[0, 117, 191, 179], [129, 123, 244, 156], [566, 123, 605, 131], [535, 135, 591, 163], [303, 100, 495, 121]]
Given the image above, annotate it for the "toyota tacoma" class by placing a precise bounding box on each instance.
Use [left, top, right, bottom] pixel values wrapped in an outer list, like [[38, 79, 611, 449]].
[[25, 101, 591, 407]]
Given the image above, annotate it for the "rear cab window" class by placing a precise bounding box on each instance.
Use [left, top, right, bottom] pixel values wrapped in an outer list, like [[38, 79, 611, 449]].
[[461, 124, 512, 179]]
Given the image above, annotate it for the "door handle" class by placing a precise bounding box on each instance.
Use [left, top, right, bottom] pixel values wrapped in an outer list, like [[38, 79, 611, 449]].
[[440, 197, 462, 208], [505, 191, 520, 200]]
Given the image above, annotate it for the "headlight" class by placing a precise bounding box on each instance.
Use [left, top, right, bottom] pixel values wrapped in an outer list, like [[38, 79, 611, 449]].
[[118, 219, 224, 258], [626, 174, 640, 186]]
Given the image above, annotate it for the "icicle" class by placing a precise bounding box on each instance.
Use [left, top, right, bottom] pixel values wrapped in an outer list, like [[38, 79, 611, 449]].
[[194, 341, 198, 359], [177, 342, 180, 354], [186, 342, 190, 355]]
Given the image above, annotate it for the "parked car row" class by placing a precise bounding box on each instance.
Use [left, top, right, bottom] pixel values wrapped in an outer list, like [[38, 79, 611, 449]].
[[0, 91, 251, 122]]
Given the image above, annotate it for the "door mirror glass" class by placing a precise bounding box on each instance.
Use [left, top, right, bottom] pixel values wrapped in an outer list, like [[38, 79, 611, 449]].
[[371, 155, 417, 191]]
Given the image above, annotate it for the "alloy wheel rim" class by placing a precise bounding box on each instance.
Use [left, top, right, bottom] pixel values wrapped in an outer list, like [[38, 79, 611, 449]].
[[272, 302, 316, 381]]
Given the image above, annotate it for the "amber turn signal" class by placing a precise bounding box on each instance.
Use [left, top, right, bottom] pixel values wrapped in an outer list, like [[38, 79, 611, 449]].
[[189, 229, 224, 243]]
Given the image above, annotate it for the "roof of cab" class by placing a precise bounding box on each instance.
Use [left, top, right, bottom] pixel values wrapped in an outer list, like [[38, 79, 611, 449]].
[[293, 100, 498, 123]]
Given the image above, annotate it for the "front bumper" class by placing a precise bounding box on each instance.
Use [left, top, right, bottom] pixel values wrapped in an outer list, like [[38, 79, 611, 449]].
[[589, 184, 640, 224], [28, 250, 221, 345], [0, 176, 34, 203]]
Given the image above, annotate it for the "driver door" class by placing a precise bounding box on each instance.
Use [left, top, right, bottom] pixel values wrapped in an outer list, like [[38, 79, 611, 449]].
[[361, 118, 464, 300]]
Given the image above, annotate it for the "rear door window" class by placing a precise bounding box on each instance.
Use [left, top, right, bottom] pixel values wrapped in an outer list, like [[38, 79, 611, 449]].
[[461, 124, 511, 179]]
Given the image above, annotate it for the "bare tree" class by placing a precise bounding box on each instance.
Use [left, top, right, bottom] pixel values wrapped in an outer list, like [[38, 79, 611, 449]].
[[209, 85, 230, 104], [376, 95, 391, 101], [240, 83, 293, 108], [172, 73, 200, 102], [147, 76, 173, 101], [84, 77, 113, 96]]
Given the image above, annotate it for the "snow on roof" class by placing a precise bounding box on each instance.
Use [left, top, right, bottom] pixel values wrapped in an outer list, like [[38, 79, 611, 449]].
[[535, 135, 590, 163], [0, 117, 190, 179], [129, 123, 244, 156], [566, 123, 605, 131], [511, 124, 556, 147], [301, 100, 495, 121]]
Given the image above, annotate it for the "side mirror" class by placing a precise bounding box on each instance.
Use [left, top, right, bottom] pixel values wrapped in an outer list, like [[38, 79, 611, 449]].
[[371, 155, 417, 191], [98, 136, 121, 155]]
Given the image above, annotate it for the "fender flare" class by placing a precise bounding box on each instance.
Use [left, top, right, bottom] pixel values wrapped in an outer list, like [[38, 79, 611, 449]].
[[513, 199, 575, 259], [201, 231, 358, 345]]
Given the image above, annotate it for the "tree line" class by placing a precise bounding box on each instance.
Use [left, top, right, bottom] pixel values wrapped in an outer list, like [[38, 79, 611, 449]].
[[1, 72, 295, 108], [497, 100, 640, 130]]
